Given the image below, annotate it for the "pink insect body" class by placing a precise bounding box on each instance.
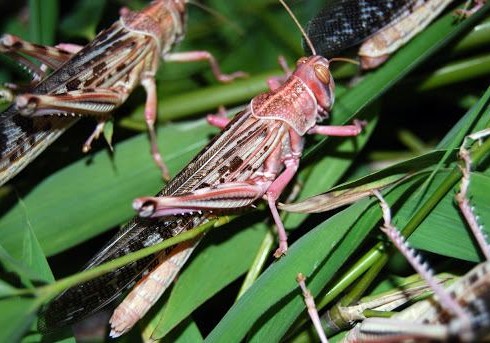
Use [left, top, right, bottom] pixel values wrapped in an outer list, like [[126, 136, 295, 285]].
[[133, 56, 362, 258]]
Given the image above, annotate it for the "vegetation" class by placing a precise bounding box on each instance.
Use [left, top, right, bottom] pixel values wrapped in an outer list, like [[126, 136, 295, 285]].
[[0, 0, 489, 342]]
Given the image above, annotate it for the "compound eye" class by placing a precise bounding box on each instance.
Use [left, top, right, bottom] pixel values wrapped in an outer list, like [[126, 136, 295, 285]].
[[296, 57, 308, 65], [314, 64, 330, 84]]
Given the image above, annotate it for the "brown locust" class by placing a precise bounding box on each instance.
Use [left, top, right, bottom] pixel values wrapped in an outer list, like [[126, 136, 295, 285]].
[[305, 0, 485, 69], [0, 0, 245, 184], [296, 131, 490, 342], [39, 1, 365, 337]]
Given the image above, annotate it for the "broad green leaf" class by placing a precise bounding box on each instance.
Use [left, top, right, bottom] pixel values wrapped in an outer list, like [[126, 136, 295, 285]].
[[205, 195, 380, 342], [0, 244, 44, 284], [28, 0, 58, 44], [0, 119, 217, 257], [0, 297, 39, 343], [150, 222, 268, 339], [160, 318, 203, 343], [0, 0, 488, 342], [409, 172, 490, 261], [59, 0, 107, 40], [207, 178, 426, 341], [21, 208, 53, 284], [0, 279, 17, 297]]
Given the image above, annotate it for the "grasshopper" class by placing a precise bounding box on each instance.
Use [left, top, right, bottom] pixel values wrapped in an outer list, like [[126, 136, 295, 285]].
[[344, 189, 490, 342], [305, 0, 484, 69], [297, 131, 490, 342], [39, 0, 365, 337], [0, 0, 245, 184], [358, 0, 485, 69]]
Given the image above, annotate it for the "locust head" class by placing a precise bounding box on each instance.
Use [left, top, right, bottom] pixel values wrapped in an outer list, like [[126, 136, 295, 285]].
[[276, 0, 335, 123], [293, 55, 335, 122]]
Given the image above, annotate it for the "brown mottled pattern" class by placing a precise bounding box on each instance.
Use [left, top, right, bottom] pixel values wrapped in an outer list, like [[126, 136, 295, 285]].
[[0, 17, 156, 185], [0, 105, 77, 185], [39, 106, 294, 330], [392, 261, 490, 340], [305, 0, 422, 56]]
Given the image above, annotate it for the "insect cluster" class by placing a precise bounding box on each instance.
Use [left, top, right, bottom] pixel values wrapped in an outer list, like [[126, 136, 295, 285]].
[[0, 0, 489, 342]]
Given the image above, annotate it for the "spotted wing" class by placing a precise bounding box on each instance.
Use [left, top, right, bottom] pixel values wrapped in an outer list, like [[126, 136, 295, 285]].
[[0, 22, 156, 185], [305, 0, 417, 56], [39, 108, 290, 330]]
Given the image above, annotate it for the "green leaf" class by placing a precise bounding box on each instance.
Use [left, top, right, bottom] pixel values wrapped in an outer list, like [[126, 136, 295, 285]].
[[161, 318, 203, 343], [28, 0, 58, 44], [0, 244, 44, 285], [0, 119, 217, 257], [204, 177, 420, 342], [409, 172, 490, 261], [21, 204, 53, 284], [59, 0, 107, 40], [150, 222, 268, 339], [0, 0, 489, 341], [0, 297, 39, 343], [0, 279, 18, 297]]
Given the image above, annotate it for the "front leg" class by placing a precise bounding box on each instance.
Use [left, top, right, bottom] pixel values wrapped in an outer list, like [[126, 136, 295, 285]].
[[266, 154, 300, 257], [308, 119, 366, 137]]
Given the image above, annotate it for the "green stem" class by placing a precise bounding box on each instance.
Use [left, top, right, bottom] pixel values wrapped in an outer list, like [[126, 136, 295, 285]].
[[317, 244, 385, 310], [35, 216, 235, 302], [340, 253, 389, 307], [363, 309, 395, 318], [318, 134, 490, 312], [236, 231, 274, 300]]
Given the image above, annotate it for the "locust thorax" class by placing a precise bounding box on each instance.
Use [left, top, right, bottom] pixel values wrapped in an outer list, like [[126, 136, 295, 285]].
[[147, 0, 187, 53], [120, 0, 187, 55], [293, 55, 335, 122]]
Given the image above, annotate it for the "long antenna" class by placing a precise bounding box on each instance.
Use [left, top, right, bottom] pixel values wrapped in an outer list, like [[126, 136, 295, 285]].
[[278, 0, 316, 55], [188, 0, 244, 36], [330, 57, 360, 66]]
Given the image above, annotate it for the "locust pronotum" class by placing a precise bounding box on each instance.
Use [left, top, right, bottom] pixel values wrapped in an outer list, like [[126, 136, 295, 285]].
[[38, 0, 366, 337], [297, 131, 490, 342], [0, 0, 245, 184]]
